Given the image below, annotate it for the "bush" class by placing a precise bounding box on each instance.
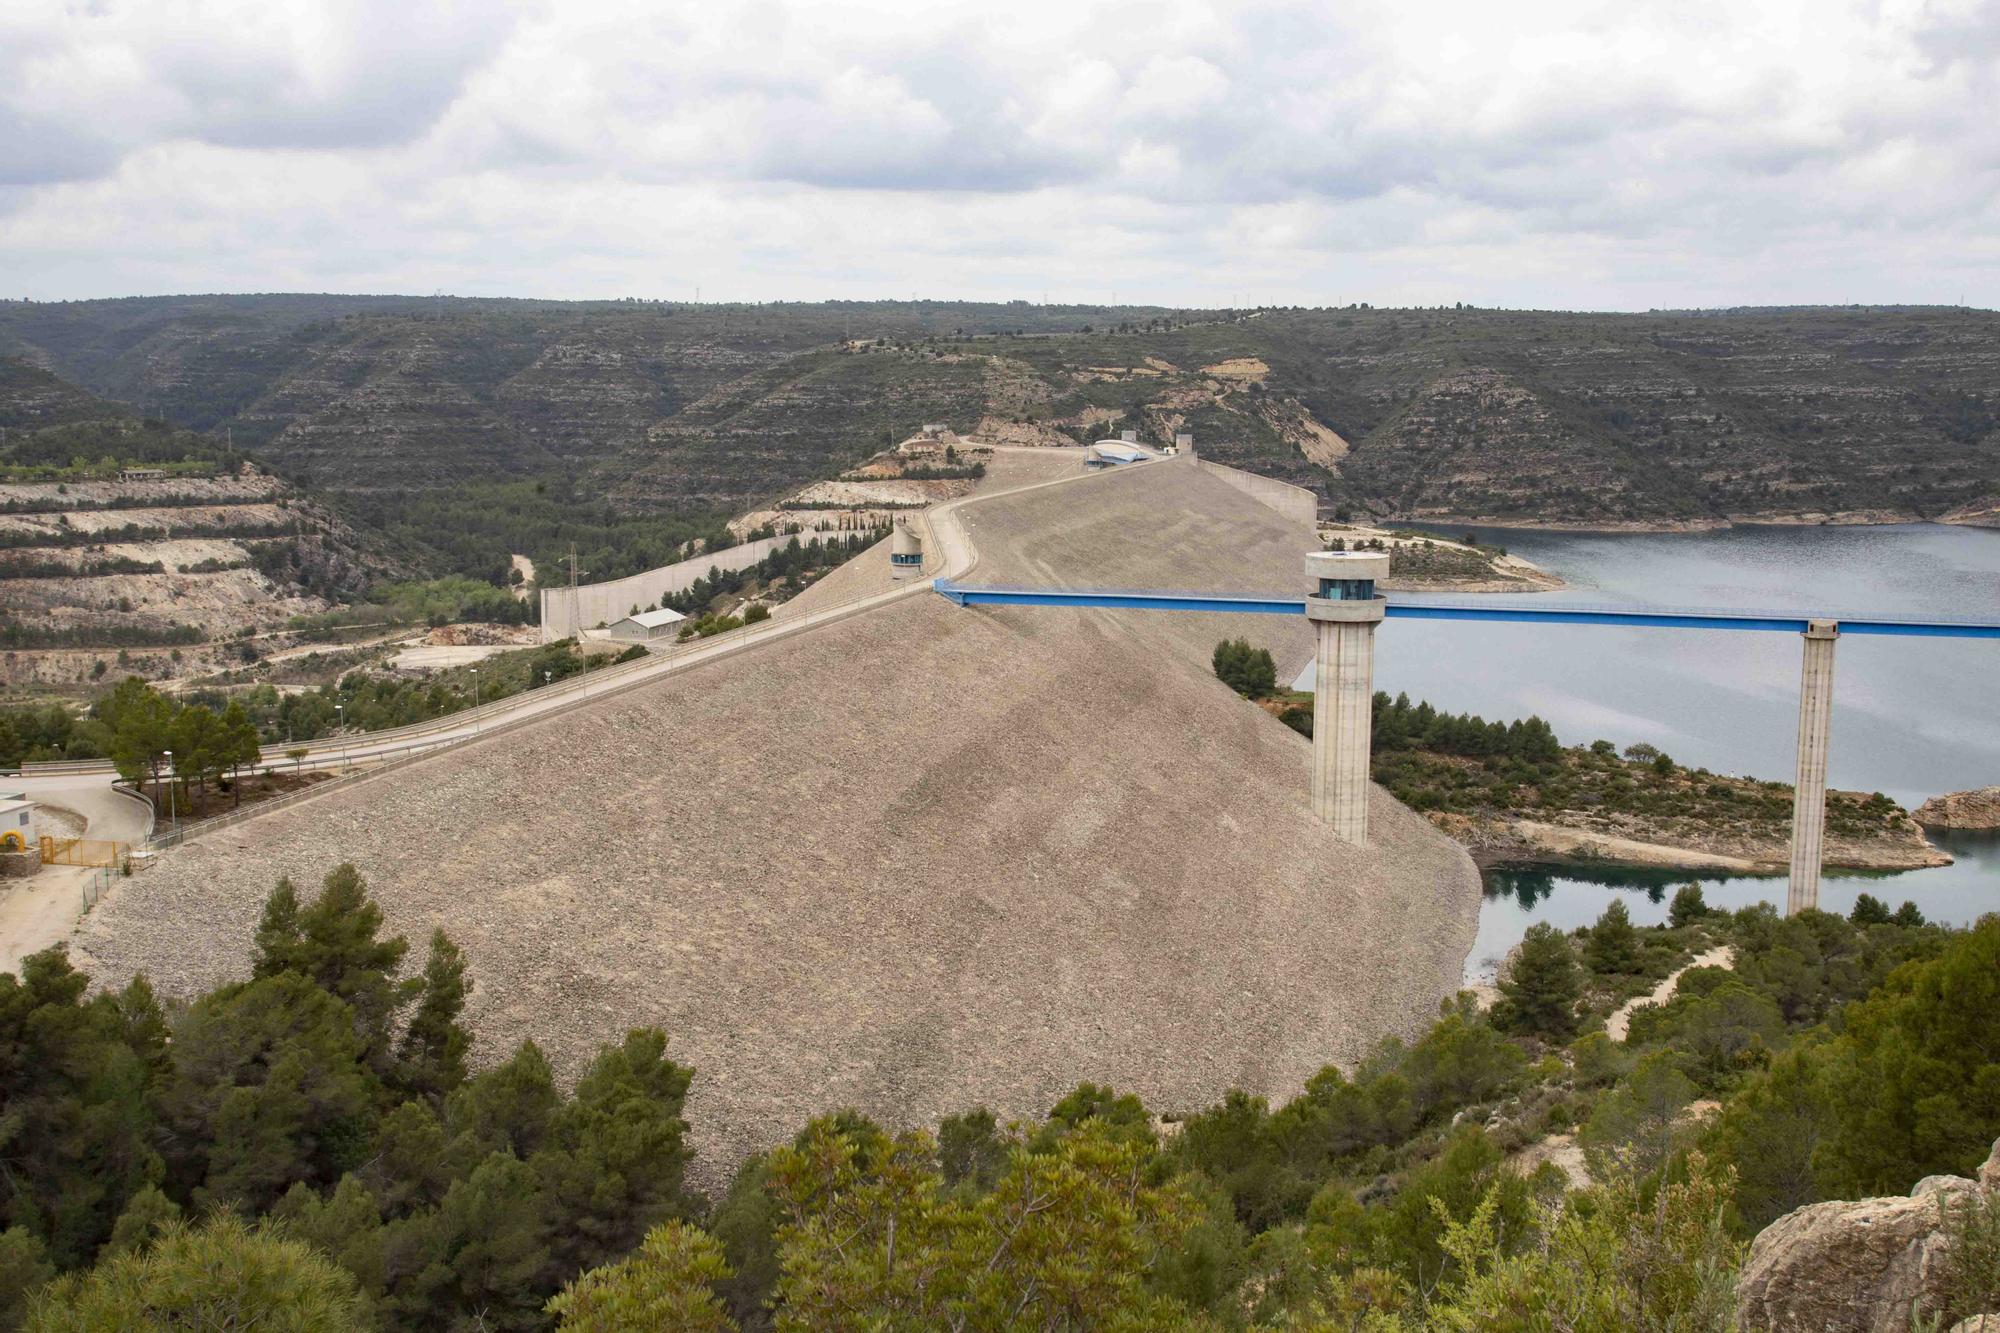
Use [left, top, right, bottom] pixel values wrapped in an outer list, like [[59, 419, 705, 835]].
[[1212, 638, 1277, 697], [1669, 883, 1709, 928]]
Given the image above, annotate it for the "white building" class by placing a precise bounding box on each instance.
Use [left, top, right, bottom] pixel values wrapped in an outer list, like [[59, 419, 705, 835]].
[[606, 607, 687, 642], [0, 793, 36, 853], [1087, 441, 1154, 467]]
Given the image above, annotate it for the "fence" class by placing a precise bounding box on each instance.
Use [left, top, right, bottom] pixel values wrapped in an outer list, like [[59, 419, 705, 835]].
[[76, 863, 116, 916], [40, 835, 123, 868]]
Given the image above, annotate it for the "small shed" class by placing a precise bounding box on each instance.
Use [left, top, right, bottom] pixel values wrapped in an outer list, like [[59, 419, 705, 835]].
[[0, 794, 35, 851], [607, 608, 687, 642]]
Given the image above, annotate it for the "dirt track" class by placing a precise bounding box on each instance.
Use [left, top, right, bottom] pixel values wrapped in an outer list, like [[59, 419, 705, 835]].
[[72, 455, 1481, 1191]]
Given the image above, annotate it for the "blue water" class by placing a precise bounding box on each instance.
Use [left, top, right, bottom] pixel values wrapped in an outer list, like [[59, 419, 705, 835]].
[[1296, 522, 2000, 978]]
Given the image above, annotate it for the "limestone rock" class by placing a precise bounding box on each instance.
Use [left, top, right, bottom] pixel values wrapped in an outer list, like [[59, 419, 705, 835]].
[[1914, 786, 2000, 830], [1737, 1139, 2000, 1333]]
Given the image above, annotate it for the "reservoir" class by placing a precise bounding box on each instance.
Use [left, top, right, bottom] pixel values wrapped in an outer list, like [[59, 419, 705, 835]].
[[1306, 522, 2000, 978]]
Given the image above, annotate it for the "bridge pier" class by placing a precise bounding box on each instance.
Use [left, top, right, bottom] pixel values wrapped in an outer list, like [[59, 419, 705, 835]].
[[1787, 619, 1839, 914], [1306, 552, 1389, 841]]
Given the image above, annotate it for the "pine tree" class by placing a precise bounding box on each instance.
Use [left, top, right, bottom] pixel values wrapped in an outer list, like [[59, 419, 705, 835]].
[[25, 1216, 367, 1331], [1585, 900, 1643, 976], [1495, 923, 1582, 1040], [1668, 883, 1709, 929], [252, 877, 304, 979], [396, 930, 473, 1105], [294, 864, 415, 1065]]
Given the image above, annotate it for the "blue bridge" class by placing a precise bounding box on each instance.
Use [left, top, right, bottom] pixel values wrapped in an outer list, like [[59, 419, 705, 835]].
[[934, 573, 2000, 914], [931, 581, 2000, 639]]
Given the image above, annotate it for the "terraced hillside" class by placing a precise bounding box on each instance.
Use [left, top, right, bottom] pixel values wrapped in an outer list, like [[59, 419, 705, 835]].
[[71, 454, 1482, 1185], [7, 298, 1993, 545], [0, 362, 374, 687]]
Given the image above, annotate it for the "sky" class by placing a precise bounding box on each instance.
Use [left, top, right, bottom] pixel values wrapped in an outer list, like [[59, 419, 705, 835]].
[[3, 0, 1997, 310]]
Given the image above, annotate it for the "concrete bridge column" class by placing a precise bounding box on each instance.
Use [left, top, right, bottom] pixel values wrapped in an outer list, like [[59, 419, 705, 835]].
[[1787, 619, 1839, 914], [1306, 551, 1390, 842]]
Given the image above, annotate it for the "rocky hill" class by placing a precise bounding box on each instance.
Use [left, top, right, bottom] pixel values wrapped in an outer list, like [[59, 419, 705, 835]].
[[0, 362, 376, 688], [2, 298, 1994, 540]]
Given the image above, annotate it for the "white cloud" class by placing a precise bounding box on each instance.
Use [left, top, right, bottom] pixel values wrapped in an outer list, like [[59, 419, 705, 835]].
[[1, 0, 1996, 306]]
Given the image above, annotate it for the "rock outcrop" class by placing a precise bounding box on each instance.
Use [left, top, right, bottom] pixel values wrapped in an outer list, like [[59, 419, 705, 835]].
[[1736, 1139, 2000, 1333], [1915, 787, 2000, 830]]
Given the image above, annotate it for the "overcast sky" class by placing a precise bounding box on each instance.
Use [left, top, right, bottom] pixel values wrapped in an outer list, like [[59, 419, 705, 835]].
[[4, 0, 1997, 310]]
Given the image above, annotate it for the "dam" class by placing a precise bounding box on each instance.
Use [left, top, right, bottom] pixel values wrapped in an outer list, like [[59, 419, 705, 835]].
[[70, 452, 1483, 1184]]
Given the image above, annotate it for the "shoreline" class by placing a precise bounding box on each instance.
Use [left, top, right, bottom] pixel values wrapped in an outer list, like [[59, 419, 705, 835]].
[[1379, 510, 2000, 536], [1321, 522, 1567, 592], [1440, 813, 1952, 876]]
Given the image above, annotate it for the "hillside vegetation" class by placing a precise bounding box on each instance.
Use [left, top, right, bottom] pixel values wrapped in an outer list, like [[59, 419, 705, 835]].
[[4, 866, 1996, 1329], [0, 362, 380, 686], [1260, 688, 1943, 872], [4, 299, 1995, 545]]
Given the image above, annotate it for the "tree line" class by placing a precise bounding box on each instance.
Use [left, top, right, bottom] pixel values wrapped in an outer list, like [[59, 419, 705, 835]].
[[658, 531, 883, 618], [2, 861, 1994, 1329]]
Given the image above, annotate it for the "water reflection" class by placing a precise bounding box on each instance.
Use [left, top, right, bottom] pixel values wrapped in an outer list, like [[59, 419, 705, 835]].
[[1466, 828, 2000, 983], [1320, 522, 1999, 980]]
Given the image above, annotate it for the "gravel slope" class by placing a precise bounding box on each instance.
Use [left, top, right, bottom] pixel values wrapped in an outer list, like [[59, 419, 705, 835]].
[[72, 456, 1481, 1190]]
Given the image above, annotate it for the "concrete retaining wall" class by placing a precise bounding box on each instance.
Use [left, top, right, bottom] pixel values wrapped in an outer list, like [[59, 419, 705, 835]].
[[541, 534, 819, 641], [1196, 459, 1319, 527]]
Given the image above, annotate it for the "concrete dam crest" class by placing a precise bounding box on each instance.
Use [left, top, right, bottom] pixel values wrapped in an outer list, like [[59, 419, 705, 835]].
[[71, 453, 1483, 1186]]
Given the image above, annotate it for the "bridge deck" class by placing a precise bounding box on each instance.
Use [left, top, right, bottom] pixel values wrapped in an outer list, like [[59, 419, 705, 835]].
[[931, 581, 2000, 638]]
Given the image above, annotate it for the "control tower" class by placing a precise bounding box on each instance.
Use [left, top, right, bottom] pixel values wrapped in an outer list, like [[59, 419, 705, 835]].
[[889, 518, 925, 579], [1305, 550, 1389, 841]]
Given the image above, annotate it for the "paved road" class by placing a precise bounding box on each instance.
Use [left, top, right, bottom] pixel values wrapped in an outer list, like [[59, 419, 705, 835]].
[[7, 773, 152, 843], [19, 448, 1112, 780], [18, 449, 1122, 833], [0, 775, 149, 972]]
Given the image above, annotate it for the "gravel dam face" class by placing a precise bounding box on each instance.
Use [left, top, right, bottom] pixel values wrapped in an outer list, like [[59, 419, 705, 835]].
[[73, 455, 1482, 1187]]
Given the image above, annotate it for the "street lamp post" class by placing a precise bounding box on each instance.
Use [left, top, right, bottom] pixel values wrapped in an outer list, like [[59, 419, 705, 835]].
[[162, 749, 177, 832], [335, 702, 349, 771], [470, 669, 480, 734]]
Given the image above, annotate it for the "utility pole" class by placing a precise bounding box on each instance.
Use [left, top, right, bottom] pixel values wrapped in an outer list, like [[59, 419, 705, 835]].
[[565, 543, 582, 643]]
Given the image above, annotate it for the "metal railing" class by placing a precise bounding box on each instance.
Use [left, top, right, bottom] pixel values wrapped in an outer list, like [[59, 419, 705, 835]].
[[139, 527, 963, 852]]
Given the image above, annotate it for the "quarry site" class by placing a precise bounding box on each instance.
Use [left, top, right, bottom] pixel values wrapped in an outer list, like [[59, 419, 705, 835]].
[[63, 449, 1483, 1184]]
